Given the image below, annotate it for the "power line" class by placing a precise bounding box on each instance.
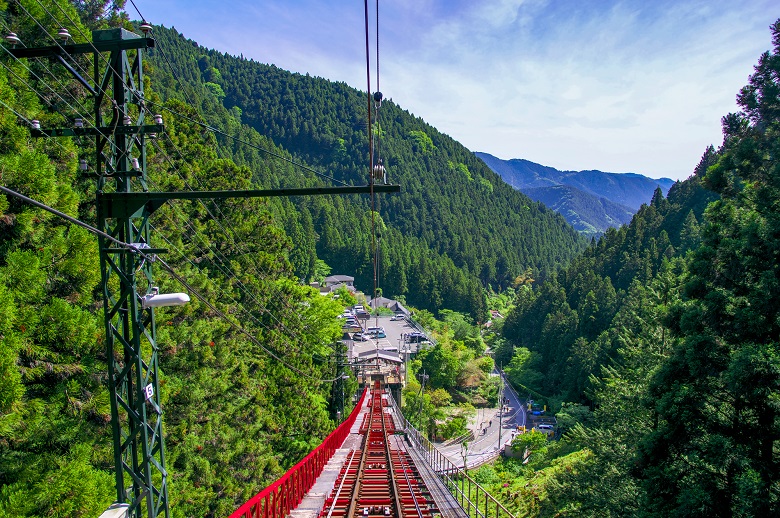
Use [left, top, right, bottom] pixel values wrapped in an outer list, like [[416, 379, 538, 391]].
[[5, 4, 352, 375], [0, 184, 342, 383], [147, 133, 336, 365], [6, 5, 341, 369], [148, 99, 348, 186]]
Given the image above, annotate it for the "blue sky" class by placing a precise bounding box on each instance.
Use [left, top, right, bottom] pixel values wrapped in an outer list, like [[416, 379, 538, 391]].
[[134, 0, 777, 181]]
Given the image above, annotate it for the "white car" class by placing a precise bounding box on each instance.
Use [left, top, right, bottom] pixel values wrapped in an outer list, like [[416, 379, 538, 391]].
[[536, 424, 555, 436]]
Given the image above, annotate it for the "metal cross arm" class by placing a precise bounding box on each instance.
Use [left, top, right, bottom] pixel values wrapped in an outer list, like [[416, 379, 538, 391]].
[[98, 184, 402, 219], [32, 124, 164, 138], [7, 32, 154, 59]]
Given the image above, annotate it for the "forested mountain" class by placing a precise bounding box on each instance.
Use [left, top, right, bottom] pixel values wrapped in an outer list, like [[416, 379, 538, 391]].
[[522, 184, 635, 235], [497, 154, 717, 400], [145, 25, 587, 319], [490, 18, 780, 516], [0, 2, 358, 515], [477, 152, 675, 235], [476, 152, 675, 210]]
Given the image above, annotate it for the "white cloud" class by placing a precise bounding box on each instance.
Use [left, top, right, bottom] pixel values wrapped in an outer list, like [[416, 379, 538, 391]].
[[137, 0, 777, 180]]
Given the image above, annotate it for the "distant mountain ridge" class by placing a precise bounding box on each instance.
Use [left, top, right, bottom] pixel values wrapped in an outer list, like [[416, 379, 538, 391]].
[[523, 185, 636, 235], [475, 152, 676, 235]]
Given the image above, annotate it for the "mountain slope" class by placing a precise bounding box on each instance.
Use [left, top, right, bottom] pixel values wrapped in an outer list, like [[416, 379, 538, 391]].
[[147, 26, 588, 314], [476, 152, 675, 210], [476, 152, 676, 235], [522, 185, 635, 235]]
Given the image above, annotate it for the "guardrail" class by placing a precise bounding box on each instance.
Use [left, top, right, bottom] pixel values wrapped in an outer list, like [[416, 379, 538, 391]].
[[230, 388, 368, 518], [405, 424, 515, 518], [384, 391, 516, 518], [404, 317, 437, 347]]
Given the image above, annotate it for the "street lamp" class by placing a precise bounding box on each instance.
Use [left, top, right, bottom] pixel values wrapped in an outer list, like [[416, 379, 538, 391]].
[[461, 441, 469, 473], [139, 286, 190, 309]]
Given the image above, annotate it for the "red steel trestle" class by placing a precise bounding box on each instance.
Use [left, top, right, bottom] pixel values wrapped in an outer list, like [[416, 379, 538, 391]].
[[319, 382, 438, 518]]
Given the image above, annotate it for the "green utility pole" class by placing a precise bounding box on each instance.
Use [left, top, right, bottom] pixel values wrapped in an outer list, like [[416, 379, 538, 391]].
[[12, 27, 168, 518], [14, 26, 399, 518]]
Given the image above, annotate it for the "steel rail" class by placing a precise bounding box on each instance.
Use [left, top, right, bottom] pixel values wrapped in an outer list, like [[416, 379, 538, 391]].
[[382, 393, 406, 518], [324, 450, 360, 518], [394, 440, 425, 518], [346, 389, 377, 518]]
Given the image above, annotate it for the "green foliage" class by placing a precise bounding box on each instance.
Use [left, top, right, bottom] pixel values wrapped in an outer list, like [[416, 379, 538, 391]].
[[505, 346, 544, 393], [512, 430, 549, 460], [313, 258, 332, 283], [205, 81, 226, 100], [448, 161, 473, 181], [0, 6, 351, 515], [554, 402, 591, 435], [333, 285, 356, 307], [478, 176, 494, 194], [488, 21, 780, 517], [638, 20, 780, 516], [408, 130, 435, 153]]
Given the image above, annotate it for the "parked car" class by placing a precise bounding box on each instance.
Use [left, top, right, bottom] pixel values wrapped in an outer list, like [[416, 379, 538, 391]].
[[390, 314, 405, 321], [367, 326, 385, 334], [352, 332, 367, 341], [536, 424, 555, 437]]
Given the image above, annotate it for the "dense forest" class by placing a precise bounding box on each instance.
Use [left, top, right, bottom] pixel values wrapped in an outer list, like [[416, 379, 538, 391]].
[[483, 19, 780, 516], [0, 1, 340, 516]]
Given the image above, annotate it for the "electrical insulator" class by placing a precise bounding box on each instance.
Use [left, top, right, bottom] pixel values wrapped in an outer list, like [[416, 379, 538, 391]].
[[73, 118, 83, 128], [30, 120, 40, 130], [5, 32, 21, 46], [123, 115, 132, 125], [153, 114, 163, 125], [79, 159, 88, 171], [131, 157, 140, 171], [373, 91, 383, 107], [139, 21, 152, 35], [57, 27, 71, 42]]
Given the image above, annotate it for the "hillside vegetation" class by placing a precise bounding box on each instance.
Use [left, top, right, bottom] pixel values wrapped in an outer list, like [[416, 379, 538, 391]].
[[488, 19, 780, 516], [477, 152, 676, 236], [146, 25, 587, 320]]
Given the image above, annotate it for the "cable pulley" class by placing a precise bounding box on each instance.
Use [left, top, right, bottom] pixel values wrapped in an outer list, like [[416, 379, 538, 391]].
[[372, 159, 386, 184]]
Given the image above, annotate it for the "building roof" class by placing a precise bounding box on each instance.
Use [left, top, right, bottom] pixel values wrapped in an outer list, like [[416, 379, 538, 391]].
[[357, 350, 403, 364], [324, 275, 354, 285], [367, 297, 410, 315]]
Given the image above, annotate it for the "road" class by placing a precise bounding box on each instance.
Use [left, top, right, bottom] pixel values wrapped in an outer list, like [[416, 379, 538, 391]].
[[438, 371, 526, 469]]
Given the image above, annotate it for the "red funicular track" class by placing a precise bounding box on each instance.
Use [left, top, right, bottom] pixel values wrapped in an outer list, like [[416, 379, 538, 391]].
[[320, 382, 439, 518]]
